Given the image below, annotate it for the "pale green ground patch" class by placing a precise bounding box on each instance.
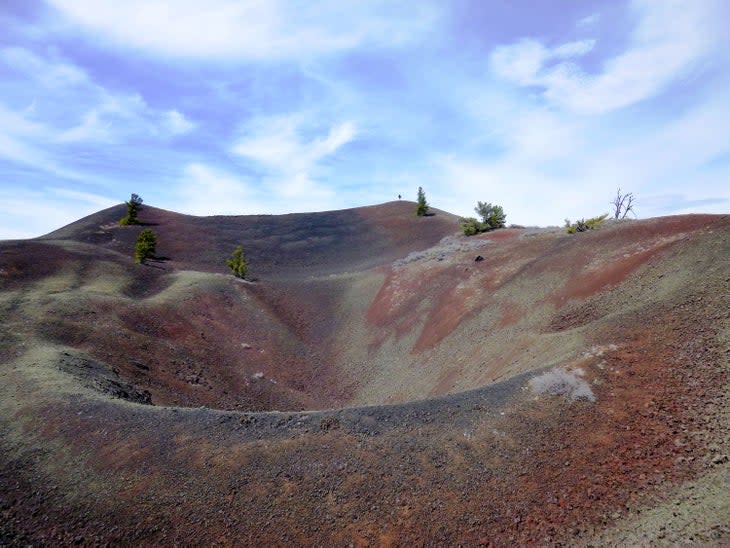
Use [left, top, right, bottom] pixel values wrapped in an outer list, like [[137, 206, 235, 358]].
[[142, 270, 249, 305]]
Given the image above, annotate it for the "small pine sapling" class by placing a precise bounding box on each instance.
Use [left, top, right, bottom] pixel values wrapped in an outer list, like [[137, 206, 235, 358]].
[[120, 193, 144, 225], [226, 245, 248, 279], [415, 187, 429, 216], [134, 229, 157, 264]]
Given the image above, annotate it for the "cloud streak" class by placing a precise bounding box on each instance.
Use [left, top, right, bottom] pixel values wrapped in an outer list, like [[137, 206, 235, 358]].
[[491, 0, 721, 114], [230, 114, 356, 205], [0, 186, 116, 240], [1, 46, 195, 144], [46, 0, 439, 59]]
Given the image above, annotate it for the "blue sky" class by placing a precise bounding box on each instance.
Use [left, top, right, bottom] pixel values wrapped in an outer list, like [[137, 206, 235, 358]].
[[1, 0, 729, 239]]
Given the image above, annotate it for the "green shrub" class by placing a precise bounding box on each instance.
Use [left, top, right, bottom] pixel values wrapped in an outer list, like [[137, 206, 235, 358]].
[[564, 214, 608, 234], [415, 186, 429, 216], [459, 216, 485, 236], [461, 201, 507, 236], [120, 193, 143, 225], [226, 245, 248, 279], [134, 229, 157, 264]]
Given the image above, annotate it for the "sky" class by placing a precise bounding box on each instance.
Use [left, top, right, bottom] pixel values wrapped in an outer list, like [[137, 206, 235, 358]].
[[1, 0, 729, 239]]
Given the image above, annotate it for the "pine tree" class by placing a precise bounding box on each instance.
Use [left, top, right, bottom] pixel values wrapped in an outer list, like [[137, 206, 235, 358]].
[[226, 245, 248, 279], [120, 193, 143, 225], [474, 201, 506, 229], [134, 229, 157, 264], [415, 186, 429, 216]]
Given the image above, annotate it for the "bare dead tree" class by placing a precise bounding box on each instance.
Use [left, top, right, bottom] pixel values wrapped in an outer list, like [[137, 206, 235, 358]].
[[611, 188, 636, 219]]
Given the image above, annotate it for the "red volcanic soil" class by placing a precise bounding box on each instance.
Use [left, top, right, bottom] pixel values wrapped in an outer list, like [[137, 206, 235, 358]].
[[1, 204, 729, 545]]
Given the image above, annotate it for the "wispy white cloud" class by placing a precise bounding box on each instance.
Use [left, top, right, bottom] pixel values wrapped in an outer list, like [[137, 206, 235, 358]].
[[173, 161, 339, 217], [230, 114, 354, 205], [174, 163, 262, 216], [48, 188, 117, 210], [491, 0, 722, 114], [552, 39, 596, 59], [0, 102, 47, 139], [46, 0, 439, 60], [577, 13, 601, 28], [491, 38, 595, 87], [0, 187, 116, 240], [55, 89, 195, 143], [428, 82, 730, 226], [491, 40, 550, 87], [0, 103, 99, 183], [642, 192, 730, 217], [56, 96, 196, 143], [0, 46, 88, 88], [0, 46, 195, 162], [232, 115, 356, 171], [56, 109, 110, 143], [428, 154, 591, 226], [164, 110, 195, 136]]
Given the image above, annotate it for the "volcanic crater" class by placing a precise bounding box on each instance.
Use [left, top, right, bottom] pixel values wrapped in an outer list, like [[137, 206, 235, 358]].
[[1, 201, 728, 545]]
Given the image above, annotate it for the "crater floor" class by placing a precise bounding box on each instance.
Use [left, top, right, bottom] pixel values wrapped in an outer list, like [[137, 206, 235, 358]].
[[1, 204, 728, 544]]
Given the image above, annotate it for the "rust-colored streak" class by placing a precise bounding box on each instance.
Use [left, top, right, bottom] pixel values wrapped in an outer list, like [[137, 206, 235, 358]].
[[498, 301, 523, 327], [414, 285, 476, 352], [552, 243, 673, 306]]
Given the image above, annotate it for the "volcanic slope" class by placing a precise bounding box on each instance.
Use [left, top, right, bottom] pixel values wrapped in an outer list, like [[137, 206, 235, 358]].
[[1, 201, 728, 545]]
